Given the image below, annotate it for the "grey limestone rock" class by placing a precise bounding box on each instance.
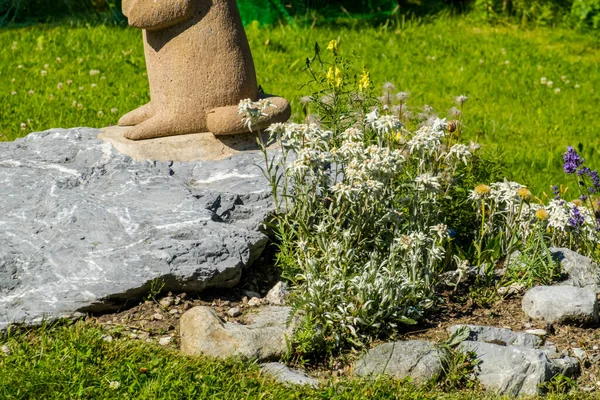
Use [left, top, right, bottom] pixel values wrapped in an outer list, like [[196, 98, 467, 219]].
[[265, 281, 289, 305], [353, 340, 447, 385], [0, 128, 276, 329], [448, 324, 542, 348], [522, 285, 598, 325], [459, 341, 554, 397], [260, 362, 319, 387], [180, 305, 296, 360], [549, 247, 600, 292], [451, 325, 580, 396]]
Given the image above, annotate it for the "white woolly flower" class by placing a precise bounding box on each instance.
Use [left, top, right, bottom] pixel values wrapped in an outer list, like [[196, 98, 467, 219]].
[[546, 200, 570, 232], [429, 223, 449, 240], [342, 127, 363, 142], [414, 173, 441, 192], [365, 108, 403, 135], [407, 125, 444, 155], [430, 117, 448, 132], [237, 98, 275, 131], [446, 144, 472, 165]]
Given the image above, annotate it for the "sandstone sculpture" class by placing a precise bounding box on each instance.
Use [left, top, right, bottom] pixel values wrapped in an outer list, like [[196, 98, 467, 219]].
[[119, 0, 291, 140]]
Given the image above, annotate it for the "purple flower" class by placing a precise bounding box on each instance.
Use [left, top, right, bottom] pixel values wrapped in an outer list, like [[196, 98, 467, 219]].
[[589, 170, 600, 188], [577, 167, 590, 176], [563, 146, 584, 174], [567, 206, 585, 229], [580, 195, 588, 201], [552, 185, 561, 200]]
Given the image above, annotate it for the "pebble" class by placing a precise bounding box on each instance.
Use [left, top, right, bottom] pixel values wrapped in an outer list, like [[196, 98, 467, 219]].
[[159, 336, 172, 346], [1, 345, 10, 355], [102, 335, 114, 342], [152, 313, 163, 321], [248, 297, 261, 307], [593, 345, 599, 351], [227, 307, 241, 317], [159, 297, 174, 308], [525, 329, 547, 337], [169, 308, 179, 314], [572, 347, 587, 359]]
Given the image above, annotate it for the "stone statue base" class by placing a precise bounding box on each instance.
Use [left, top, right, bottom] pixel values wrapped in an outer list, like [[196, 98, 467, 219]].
[[99, 126, 274, 162]]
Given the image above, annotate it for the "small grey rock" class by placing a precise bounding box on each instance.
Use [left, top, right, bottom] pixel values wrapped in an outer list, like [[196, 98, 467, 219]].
[[159, 336, 173, 346], [550, 356, 580, 377], [265, 282, 289, 305], [180, 306, 297, 361], [448, 324, 541, 348], [1, 345, 11, 355], [572, 347, 587, 360], [522, 285, 598, 324], [152, 313, 163, 321], [549, 247, 600, 292], [248, 297, 261, 307], [353, 340, 446, 385], [525, 329, 548, 337], [102, 335, 113, 342], [159, 297, 174, 309], [227, 307, 241, 317], [261, 362, 319, 387]]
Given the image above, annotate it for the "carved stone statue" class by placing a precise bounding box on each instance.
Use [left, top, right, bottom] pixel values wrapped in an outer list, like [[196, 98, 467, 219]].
[[119, 0, 291, 140]]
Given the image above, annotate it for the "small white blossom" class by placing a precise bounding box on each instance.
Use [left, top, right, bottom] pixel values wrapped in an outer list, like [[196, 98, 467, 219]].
[[414, 173, 441, 192]]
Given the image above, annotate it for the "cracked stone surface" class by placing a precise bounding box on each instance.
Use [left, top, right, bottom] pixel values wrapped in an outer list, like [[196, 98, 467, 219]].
[[352, 340, 446, 384], [0, 128, 276, 329]]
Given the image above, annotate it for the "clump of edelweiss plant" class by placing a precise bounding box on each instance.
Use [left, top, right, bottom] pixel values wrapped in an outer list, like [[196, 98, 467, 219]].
[[238, 40, 599, 359]]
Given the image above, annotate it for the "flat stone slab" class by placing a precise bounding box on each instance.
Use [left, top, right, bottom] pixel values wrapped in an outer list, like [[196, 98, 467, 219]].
[[0, 128, 276, 329], [353, 340, 446, 385], [448, 324, 542, 348], [522, 285, 598, 325], [260, 363, 319, 387], [99, 126, 274, 162], [180, 306, 295, 361]]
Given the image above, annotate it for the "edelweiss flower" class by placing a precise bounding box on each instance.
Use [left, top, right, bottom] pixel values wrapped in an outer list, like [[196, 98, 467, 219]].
[[414, 173, 441, 191], [446, 144, 471, 165]]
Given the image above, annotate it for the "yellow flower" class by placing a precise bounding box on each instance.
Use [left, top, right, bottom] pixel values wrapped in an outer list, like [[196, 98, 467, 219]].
[[535, 208, 549, 220], [474, 184, 491, 196], [326, 66, 343, 89], [517, 187, 532, 200], [327, 39, 338, 53], [358, 67, 370, 92]]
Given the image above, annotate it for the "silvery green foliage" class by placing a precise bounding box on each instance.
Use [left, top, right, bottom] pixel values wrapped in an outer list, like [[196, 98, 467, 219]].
[[258, 111, 473, 349]]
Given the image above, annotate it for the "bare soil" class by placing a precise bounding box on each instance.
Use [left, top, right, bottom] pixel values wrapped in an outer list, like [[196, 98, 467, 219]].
[[86, 263, 600, 393]]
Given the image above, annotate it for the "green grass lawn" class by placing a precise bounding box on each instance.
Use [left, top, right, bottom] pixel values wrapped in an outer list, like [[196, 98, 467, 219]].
[[1, 16, 600, 398], [0, 320, 588, 399], [1, 17, 600, 195]]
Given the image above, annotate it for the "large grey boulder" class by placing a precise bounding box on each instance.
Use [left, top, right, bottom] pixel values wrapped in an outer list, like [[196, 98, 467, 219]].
[[180, 306, 295, 360], [459, 341, 554, 397], [448, 324, 541, 348], [0, 128, 276, 329], [260, 362, 319, 387], [522, 285, 598, 325], [353, 340, 447, 385], [549, 247, 600, 292], [451, 325, 579, 396]]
